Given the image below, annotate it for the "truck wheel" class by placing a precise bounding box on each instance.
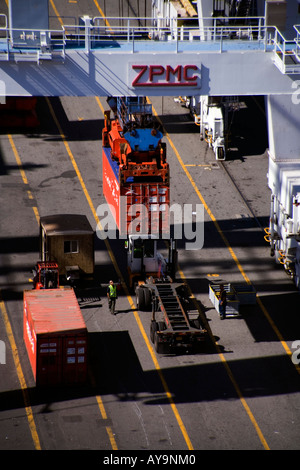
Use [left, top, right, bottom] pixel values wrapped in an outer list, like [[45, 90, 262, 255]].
[[144, 288, 152, 311], [136, 287, 145, 310], [150, 320, 158, 343]]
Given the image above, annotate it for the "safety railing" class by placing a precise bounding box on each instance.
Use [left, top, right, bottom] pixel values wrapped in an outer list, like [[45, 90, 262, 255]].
[[0, 24, 65, 62], [65, 15, 268, 53], [0, 13, 299, 71], [273, 24, 300, 74]]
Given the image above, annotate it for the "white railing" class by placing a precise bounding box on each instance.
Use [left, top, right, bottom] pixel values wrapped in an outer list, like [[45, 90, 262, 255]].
[[60, 15, 268, 53], [0, 25, 65, 61], [273, 25, 300, 74], [0, 13, 299, 72]]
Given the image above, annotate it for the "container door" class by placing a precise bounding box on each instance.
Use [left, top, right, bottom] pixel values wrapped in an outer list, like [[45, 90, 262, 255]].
[[62, 335, 87, 385], [36, 337, 62, 386]]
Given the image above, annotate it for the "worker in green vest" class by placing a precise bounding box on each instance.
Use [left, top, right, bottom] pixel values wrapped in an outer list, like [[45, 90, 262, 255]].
[[107, 280, 117, 315]]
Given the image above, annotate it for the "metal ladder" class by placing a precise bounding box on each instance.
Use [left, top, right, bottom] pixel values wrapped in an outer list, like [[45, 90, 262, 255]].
[[156, 284, 189, 331]]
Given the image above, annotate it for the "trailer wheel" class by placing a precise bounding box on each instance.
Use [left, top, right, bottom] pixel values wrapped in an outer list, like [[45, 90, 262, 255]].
[[150, 320, 158, 343], [143, 288, 152, 311], [136, 287, 145, 311]]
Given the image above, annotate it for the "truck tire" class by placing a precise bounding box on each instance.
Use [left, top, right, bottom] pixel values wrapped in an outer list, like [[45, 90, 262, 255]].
[[136, 287, 145, 311], [150, 320, 158, 343], [143, 288, 152, 311]]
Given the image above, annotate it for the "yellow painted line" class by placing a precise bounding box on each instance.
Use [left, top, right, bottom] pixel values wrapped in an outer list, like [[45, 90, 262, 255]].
[[93, 0, 113, 30], [148, 99, 270, 450], [96, 395, 118, 449], [8, 135, 40, 230], [153, 108, 300, 377], [106, 426, 118, 450], [150, 97, 298, 362], [150, 106, 252, 285], [0, 292, 41, 450], [81, 96, 193, 450], [7, 128, 115, 449], [45, 97, 118, 450], [257, 296, 300, 375], [49, 0, 64, 28], [32, 206, 40, 225], [218, 350, 269, 450], [8, 134, 28, 185], [128, 293, 194, 449], [96, 395, 107, 420], [185, 164, 211, 167]]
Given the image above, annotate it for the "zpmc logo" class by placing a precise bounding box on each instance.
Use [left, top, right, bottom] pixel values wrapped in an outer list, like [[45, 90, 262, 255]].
[[0, 340, 5, 364]]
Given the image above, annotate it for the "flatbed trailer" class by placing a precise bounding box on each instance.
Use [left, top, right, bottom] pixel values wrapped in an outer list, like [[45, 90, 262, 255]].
[[136, 277, 207, 354]]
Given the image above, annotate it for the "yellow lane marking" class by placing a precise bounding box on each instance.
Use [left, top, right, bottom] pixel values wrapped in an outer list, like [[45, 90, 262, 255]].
[[45, 97, 118, 450], [3, 6, 114, 453], [148, 100, 270, 450], [218, 350, 270, 450], [150, 99, 299, 371], [185, 164, 212, 167], [8, 129, 114, 449], [0, 292, 41, 450], [105, 426, 118, 450], [163, 117, 300, 375], [8, 135, 28, 185], [257, 296, 300, 375], [8, 135, 40, 235], [93, 0, 114, 30], [49, 0, 64, 28], [97, 96, 194, 450], [128, 292, 194, 449]]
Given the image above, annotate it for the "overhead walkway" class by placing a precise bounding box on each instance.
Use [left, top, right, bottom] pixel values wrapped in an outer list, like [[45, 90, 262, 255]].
[[0, 15, 299, 96]]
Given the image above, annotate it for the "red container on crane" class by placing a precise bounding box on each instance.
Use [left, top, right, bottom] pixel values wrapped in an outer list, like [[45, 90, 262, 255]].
[[23, 288, 87, 387], [102, 97, 170, 237]]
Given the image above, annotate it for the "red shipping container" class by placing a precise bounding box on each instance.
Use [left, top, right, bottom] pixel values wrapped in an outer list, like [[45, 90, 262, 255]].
[[23, 288, 88, 387], [102, 146, 170, 236]]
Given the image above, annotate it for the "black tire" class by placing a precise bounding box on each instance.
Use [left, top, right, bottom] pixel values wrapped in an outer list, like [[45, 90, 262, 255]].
[[136, 287, 145, 311], [150, 320, 158, 343], [143, 288, 152, 311], [217, 147, 224, 160]]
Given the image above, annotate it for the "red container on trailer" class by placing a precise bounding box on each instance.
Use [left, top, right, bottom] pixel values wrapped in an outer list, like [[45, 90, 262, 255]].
[[23, 288, 87, 387]]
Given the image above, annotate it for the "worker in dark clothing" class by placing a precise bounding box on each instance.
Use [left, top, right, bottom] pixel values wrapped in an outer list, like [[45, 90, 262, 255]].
[[107, 280, 117, 315], [219, 284, 227, 320]]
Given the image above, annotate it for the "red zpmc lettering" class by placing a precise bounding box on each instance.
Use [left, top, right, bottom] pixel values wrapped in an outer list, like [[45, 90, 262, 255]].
[[166, 65, 182, 82], [149, 65, 165, 82], [131, 65, 148, 87], [184, 65, 198, 83]]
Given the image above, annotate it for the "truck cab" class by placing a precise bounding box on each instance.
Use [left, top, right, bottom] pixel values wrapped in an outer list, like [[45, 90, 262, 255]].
[[126, 235, 167, 288]]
